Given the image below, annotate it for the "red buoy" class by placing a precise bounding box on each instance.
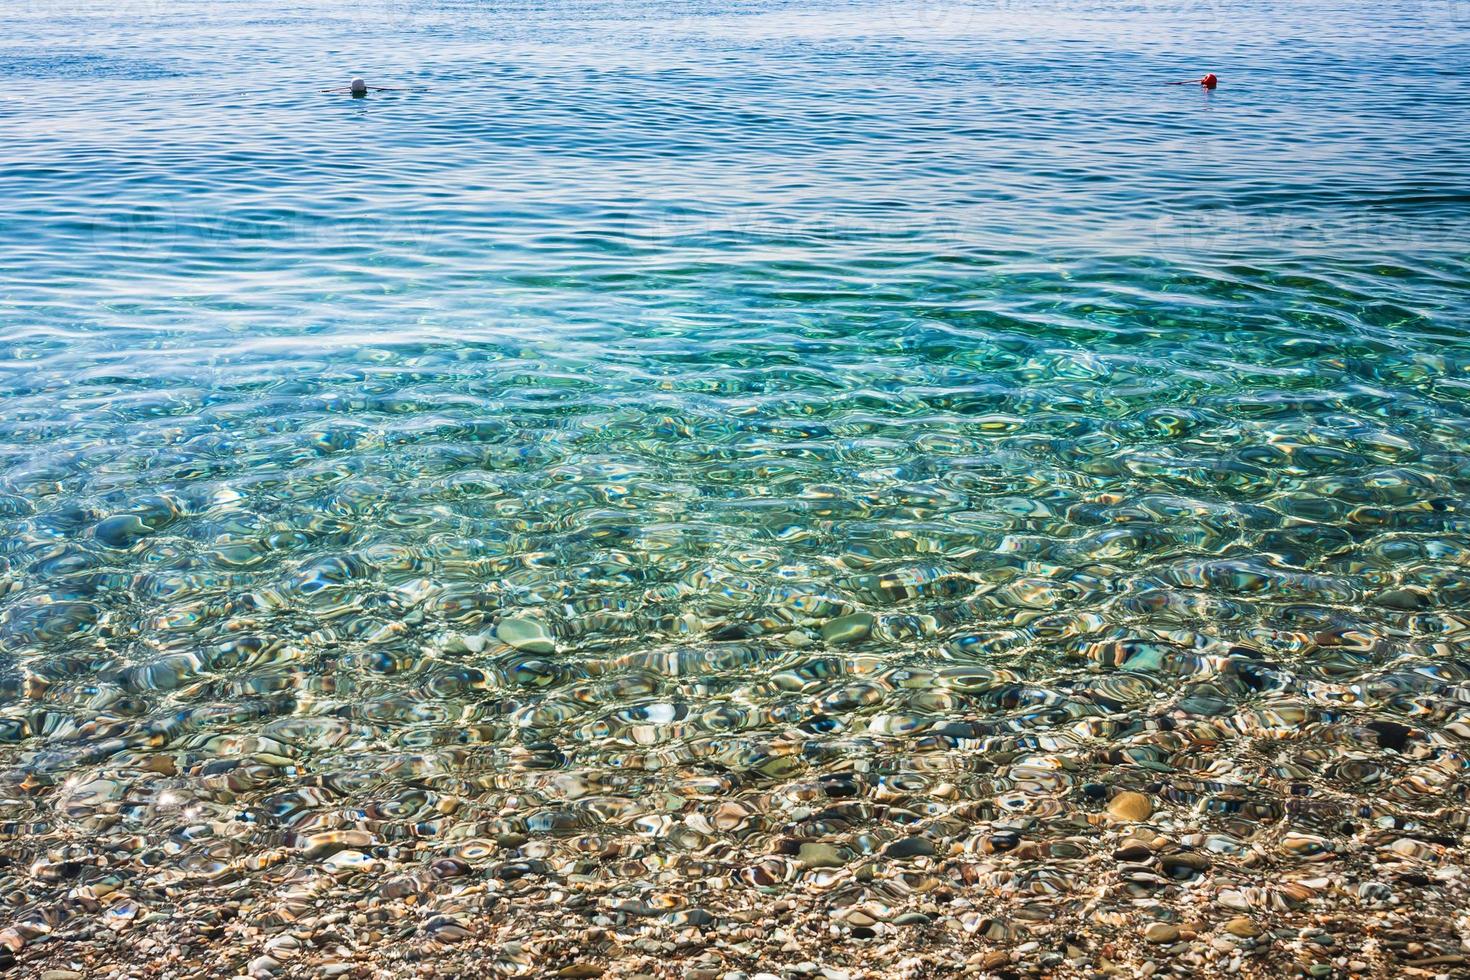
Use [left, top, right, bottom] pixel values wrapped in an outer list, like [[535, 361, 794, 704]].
[[1166, 73, 1220, 89]]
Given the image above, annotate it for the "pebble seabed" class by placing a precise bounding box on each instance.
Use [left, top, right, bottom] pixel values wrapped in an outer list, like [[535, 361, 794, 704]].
[[8, 786, 1470, 980], [5, 618, 1470, 980], [6, 399, 1470, 980]]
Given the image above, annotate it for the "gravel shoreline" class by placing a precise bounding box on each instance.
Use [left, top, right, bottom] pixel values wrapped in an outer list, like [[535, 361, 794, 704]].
[[9, 797, 1469, 980]]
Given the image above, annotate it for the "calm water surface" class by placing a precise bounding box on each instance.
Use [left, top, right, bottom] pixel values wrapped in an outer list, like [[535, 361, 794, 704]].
[[2, 0, 1469, 969]]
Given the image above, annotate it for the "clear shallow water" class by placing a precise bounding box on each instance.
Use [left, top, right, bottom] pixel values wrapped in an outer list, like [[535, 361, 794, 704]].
[[2, 0, 1470, 973]]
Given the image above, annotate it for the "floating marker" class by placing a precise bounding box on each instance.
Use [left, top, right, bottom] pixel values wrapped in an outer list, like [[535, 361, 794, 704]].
[[1167, 72, 1219, 89], [322, 78, 426, 97]]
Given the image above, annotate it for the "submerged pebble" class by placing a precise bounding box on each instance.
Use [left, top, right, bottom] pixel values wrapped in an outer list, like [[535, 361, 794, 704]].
[[1143, 923, 1180, 944], [496, 616, 556, 654], [819, 613, 874, 644], [1107, 791, 1154, 822]]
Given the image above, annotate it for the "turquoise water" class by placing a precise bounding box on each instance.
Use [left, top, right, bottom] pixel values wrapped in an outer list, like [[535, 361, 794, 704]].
[[2, 0, 1470, 971]]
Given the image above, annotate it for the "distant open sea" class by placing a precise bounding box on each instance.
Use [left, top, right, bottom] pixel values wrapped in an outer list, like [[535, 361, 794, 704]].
[[1, 1, 1469, 976]]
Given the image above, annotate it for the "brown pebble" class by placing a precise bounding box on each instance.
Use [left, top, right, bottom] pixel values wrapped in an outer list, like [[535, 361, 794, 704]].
[[1108, 791, 1154, 822], [1223, 917, 1262, 938], [1143, 922, 1180, 944]]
